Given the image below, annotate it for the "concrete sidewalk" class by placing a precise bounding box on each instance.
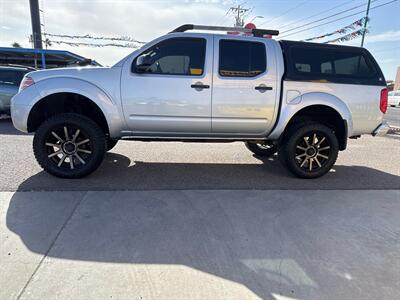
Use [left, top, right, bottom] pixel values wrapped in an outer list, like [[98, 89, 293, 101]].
[[1, 190, 399, 300]]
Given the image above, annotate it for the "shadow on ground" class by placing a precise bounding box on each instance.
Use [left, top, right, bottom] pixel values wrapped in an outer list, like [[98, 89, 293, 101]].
[[12, 152, 400, 191], [6, 189, 399, 299]]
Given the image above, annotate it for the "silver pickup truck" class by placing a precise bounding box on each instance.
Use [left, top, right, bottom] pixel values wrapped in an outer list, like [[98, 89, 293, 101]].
[[11, 25, 389, 179]]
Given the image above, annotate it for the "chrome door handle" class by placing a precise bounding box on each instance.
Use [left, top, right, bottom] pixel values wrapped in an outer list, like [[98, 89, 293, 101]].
[[191, 84, 210, 89], [255, 85, 273, 91]]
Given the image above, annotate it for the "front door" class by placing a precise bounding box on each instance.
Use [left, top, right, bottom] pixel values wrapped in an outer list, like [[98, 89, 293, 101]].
[[212, 36, 278, 135], [121, 36, 212, 135]]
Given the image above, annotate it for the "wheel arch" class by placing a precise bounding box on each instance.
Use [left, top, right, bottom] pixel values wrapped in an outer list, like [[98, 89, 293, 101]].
[[28, 92, 110, 135], [25, 77, 123, 138], [269, 92, 353, 151]]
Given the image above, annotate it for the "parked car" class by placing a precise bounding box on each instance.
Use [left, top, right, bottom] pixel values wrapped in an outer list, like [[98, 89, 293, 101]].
[[11, 24, 389, 179], [0, 65, 33, 115], [388, 90, 400, 107]]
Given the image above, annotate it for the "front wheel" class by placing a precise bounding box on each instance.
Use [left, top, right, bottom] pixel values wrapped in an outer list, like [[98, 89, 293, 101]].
[[279, 122, 339, 179], [33, 113, 106, 178]]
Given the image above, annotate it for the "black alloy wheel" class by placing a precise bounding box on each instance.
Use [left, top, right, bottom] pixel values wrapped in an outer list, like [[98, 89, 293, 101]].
[[33, 113, 106, 178], [280, 122, 339, 179]]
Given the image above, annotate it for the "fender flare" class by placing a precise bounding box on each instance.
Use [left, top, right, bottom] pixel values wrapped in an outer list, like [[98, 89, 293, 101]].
[[268, 92, 353, 140], [28, 77, 123, 138]]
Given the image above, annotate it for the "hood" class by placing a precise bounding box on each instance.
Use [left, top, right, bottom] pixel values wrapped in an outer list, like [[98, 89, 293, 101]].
[[26, 66, 116, 82]]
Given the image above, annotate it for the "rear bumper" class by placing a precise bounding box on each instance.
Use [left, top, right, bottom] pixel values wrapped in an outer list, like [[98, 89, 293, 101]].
[[372, 122, 390, 137]]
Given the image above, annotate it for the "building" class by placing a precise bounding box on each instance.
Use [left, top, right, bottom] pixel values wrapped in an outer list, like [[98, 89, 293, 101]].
[[0, 47, 101, 69], [394, 66, 400, 91]]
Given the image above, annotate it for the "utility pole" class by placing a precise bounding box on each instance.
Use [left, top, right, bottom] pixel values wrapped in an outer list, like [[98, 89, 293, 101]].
[[360, 0, 371, 47], [230, 4, 250, 28], [29, 0, 43, 49]]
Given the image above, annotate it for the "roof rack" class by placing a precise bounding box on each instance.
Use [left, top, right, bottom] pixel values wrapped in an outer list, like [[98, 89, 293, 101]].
[[171, 24, 279, 37]]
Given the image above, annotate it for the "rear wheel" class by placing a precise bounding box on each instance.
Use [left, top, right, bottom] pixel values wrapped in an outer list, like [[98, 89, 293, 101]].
[[279, 122, 339, 179], [33, 113, 106, 178], [245, 141, 277, 157]]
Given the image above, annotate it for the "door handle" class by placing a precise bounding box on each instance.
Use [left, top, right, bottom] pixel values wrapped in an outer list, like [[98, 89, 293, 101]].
[[191, 83, 210, 89], [255, 85, 273, 91]]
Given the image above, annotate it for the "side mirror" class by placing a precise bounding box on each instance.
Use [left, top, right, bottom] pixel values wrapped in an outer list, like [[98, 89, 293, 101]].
[[135, 55, 153, 73]]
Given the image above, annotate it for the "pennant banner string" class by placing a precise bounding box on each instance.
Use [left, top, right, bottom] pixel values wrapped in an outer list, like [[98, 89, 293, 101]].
[[43, 33, 146, 44], [301, 17, 368, 42], [323, 28, 367, 44], [48, 40, 142, 48]]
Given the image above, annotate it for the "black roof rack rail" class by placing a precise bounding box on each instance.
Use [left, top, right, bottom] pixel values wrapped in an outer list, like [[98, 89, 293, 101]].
[[171, 24, 279, 37]]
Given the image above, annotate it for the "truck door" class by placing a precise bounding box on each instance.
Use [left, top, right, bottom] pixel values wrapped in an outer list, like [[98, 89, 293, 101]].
[[212, 36, 278, 135], [121, 36, 212, 135]]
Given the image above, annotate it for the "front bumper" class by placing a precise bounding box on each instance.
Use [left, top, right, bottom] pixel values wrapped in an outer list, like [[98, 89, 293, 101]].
[[372, 122, 390, 137]]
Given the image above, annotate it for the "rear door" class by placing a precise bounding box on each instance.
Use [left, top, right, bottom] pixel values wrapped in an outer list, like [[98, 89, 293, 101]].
[[211, 36, 278, 135]]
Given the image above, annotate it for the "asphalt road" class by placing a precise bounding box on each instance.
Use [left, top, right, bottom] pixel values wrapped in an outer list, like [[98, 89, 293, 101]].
[[0, 118, 399, 191], [384, 106, 400, 127]]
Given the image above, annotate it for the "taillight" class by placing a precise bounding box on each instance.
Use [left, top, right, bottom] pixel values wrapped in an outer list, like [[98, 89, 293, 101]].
[[380, 88, 388, 114], [19, 76, 34, 91]]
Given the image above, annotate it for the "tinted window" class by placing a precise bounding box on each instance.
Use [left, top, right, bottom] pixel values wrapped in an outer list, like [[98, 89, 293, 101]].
[[291, 47, 376, 79], [133, 38, 206, 76], [0, 70, 26, 86], [219, 40, 266, 77]]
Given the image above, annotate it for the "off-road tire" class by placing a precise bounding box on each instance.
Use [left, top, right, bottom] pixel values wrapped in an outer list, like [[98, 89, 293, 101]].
[[279, 122, 339, 179], [33, 113, 106, 178]]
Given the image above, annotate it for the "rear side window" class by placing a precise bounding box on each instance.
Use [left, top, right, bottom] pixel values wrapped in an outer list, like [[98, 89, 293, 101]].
[[281, 42, 385, 86], [0, 70, 26, 86], [133, 38, 206, 76], [219, 40, 266, 77]]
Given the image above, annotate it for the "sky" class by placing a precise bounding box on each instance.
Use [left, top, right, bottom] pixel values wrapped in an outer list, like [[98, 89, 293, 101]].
[[0, 0, 399, 79]]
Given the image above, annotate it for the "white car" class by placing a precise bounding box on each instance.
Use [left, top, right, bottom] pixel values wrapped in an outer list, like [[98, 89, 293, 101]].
[[11, 24, 389, 179], [388, 90, 400, 107]]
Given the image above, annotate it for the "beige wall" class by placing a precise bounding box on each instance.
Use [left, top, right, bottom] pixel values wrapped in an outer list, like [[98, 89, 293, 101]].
[[394, 66, 400, 91]]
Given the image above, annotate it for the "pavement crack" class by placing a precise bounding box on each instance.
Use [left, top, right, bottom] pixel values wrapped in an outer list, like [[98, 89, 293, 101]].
[[15, 192, 88, 300]]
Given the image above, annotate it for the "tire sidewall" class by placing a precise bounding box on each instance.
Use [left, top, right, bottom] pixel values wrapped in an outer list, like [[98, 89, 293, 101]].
[[33, 113, 106, 178], [282, 123, 339, 179]]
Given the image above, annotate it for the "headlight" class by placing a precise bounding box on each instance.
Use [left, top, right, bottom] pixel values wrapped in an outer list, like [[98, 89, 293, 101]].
[[19, 76, 35, 91]]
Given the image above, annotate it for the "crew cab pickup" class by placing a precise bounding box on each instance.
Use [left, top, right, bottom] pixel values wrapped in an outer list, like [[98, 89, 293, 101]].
[[11, 24, 389, 179]]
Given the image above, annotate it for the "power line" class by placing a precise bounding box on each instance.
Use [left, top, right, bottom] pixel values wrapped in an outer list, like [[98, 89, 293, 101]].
[[49, 40, 141, 48], [280, 0, 379, 35], [278, 0, 398, 39], [301, 17, 367, 42], [258, 0, 308, 27], [43, 33, 145, 44], [276, 0, 356, 30], [214, 7, 232, 25]]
